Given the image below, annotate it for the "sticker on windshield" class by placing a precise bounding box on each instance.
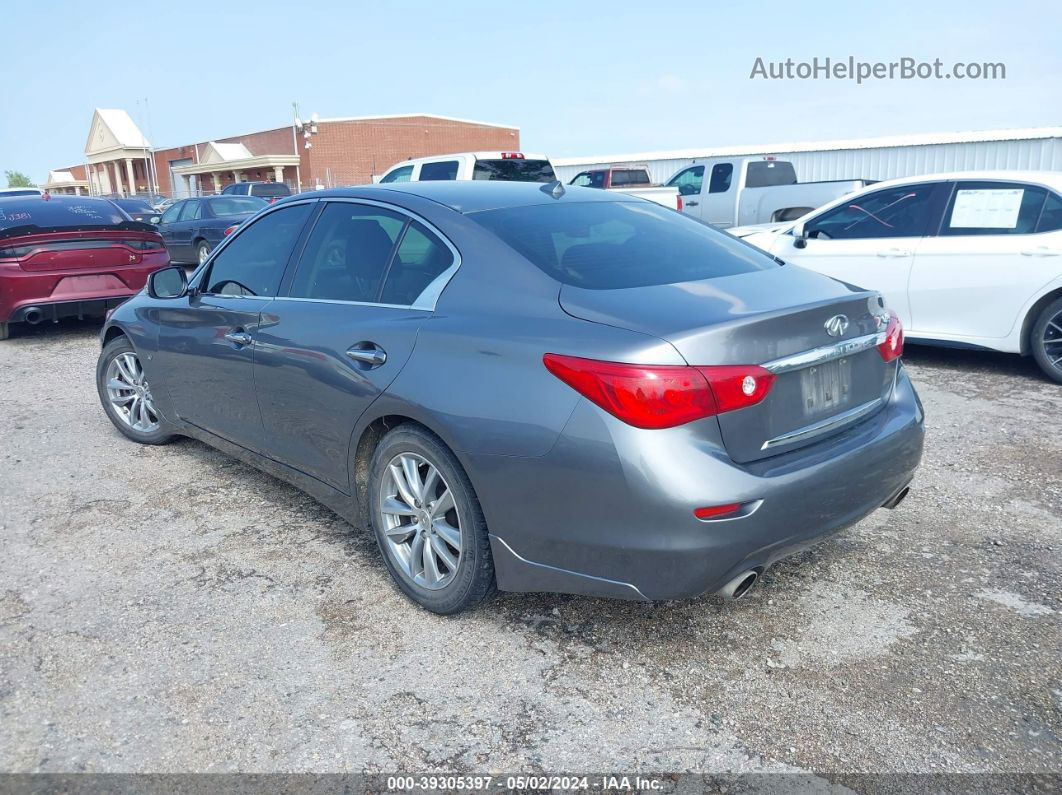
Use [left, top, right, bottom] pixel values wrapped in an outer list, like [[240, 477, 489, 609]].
[[949, 188, 1024, 229]]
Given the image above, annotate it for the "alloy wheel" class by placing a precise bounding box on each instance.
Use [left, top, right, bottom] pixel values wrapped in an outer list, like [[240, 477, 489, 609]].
[[378, 453, 463, 590], [1043, 309, 1062, 373], [105, 351, 160, 433], [197, 244, 209, 264]]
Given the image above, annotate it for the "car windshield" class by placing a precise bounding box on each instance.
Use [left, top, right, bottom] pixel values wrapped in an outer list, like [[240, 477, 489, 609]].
[[471, 200, 778, 290], [472, 159, 556, 183], [206, 196, 267, 216], [0, 198, 127, 232]]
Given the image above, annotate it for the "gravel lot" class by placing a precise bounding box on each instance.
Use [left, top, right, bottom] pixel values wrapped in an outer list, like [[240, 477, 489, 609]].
[[0, 320, 1059, 779]]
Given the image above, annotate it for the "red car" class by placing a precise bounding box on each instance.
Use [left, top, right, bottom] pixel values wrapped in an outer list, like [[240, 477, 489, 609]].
[[0, 195, 170, 339]]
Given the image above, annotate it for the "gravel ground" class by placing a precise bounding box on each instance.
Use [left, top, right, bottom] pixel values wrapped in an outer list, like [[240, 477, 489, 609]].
[[0, 320, 1059, 779]]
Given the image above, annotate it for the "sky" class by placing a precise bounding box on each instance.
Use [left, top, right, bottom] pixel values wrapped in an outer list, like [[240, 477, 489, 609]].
[[2, 0, 1060, 183]]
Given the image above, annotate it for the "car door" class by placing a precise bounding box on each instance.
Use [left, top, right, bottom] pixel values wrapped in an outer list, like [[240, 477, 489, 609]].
[[667, 163, 734, 226], [253, 199, 457, 490], [908, 181, 1062, 341], [156, 200, 185, 259], [171, 199, 202, 262], [151, 201, 316, 449], [769, 182, 949, 328]]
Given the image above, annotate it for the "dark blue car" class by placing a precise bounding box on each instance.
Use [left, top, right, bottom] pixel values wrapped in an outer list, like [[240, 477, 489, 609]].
[[154, 195, 266, 265]]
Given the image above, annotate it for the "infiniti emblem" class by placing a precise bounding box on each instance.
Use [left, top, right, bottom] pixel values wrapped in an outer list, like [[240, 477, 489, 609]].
[[824, 314, 849, 337]]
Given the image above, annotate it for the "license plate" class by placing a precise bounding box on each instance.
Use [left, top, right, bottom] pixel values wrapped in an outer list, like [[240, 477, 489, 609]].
[[800, 358, 852, 417]]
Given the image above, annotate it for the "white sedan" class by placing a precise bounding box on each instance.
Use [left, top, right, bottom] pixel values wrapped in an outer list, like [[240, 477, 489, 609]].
[[741, 171, 1062, 382]]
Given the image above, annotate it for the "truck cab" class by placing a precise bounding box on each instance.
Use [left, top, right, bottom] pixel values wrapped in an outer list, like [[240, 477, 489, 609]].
[[377, 152, 556, 183]]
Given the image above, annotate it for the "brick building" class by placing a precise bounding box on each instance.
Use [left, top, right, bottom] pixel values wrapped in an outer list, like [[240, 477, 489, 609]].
[[54, 110, 520, 198]]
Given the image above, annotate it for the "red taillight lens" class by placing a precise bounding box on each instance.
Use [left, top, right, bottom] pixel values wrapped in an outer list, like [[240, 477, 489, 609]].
[[223, 225, 237, 236], [543, 354, 775, 429], [694, 503, 743, 520], [878, 309, 904, 362], [677, 195, 684, 212]]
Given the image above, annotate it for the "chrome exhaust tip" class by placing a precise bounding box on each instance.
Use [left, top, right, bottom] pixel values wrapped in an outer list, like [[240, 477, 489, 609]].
[[718, 569, 759, 601], [882, 485, 911, 510], [23, 307, 44, 325]]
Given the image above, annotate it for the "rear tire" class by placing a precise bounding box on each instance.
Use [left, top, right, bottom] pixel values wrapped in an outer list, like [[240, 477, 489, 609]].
[[196, 241, 210, 265], [1030, 297, 1062, 384], [96, 336, 178, 445], [368, 424, 496, 614]]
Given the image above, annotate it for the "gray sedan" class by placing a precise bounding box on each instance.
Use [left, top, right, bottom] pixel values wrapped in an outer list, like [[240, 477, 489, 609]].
[[96, 182, 924, 614]]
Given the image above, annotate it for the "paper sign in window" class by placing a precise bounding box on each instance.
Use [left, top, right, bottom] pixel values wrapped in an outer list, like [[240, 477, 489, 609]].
[[949, 188, 1024, 229]]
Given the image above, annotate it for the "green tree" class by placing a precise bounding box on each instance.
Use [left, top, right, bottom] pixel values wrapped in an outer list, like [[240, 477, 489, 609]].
[[5, 170, 35, 188]]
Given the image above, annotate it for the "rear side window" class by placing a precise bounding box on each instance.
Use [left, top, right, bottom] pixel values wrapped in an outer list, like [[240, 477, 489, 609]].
[[807, 183, 940, 240], [941, 182, 1048, 236], [178, 201, 201, 221], [1037, 191, 1062, 233], [289, 202, 405, 303], [203, 203, 313, 297], [471, 159, 555, 183], [380, 165, 413, 183], [470, 200, 776, 290], [667, 165, 704, 196], [379, 221, 454, 305], [708, 163, 734, 194], [0, 198, 126, 231], [419, 161, 459, 181], [745, 161, 798, 188]]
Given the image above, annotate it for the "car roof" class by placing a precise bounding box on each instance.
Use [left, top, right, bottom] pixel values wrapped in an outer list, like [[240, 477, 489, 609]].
[[862, 170, 1062, 191], [300, 181, 632, 214], [0, 194, 114, 207]]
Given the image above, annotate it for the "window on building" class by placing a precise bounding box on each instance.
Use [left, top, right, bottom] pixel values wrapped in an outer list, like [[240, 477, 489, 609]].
[[202, 203, 313, 297]]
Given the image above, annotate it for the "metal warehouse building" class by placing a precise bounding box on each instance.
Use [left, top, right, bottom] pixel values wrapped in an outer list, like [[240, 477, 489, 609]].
[[551, 127, 1062, 185]]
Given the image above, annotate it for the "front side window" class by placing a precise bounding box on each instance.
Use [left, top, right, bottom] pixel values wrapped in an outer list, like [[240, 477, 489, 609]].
[[419, 161, 459, 181], [667, 165, 704, 196], [570, 172, 592, 187], [159, 202, 183, 225], [288, 202, 405, 302], [379, 221, 454, 305], [179, 200, 201, 221], [708, 163, 734, 194], [471, 200, 776, 290], [380, 165, 413, 184], [806, 183, 939, 240], [202, 203, 313, 296], [941, 181, 1048, 236]]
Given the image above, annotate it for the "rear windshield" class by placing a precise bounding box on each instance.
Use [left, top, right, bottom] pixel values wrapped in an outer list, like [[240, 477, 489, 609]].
[[745, 161, 797, 188], [0, 198, 126, 231], [249, 183, 291, 198], [472, 159, 556, 183], [0, 189, 41, 197], [471, 200, 777, 290], [205, 196, 267, 216]]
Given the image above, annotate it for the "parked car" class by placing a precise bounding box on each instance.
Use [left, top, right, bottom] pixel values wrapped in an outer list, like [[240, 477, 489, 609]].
[[0, 187, 43, 197], [377, 152, 556, 184], [154, 195, 267, 265], [109, 197, 157, 223], [221, 181, 292, 202], [664, 157, 872, 228], [740, 171, 1062, 382], [568, 165, 682, 210], [0, 194, 169, 340], [153, 197, 181, 213], [96, 182, 923, 613]]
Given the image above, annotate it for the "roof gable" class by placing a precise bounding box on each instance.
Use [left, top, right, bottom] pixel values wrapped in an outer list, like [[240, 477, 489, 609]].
[[199, 141, 254, 165], [85, 109, 151, 156]]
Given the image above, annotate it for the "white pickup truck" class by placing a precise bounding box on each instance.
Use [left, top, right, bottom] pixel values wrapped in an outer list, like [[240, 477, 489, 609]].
[[664, 157, 871, 228], [377, 152, 556, 184], [568, 166, 681, 210]]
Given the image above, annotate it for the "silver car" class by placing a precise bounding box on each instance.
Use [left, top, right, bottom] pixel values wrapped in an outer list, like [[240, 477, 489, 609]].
[[96, 182, 924, 614]]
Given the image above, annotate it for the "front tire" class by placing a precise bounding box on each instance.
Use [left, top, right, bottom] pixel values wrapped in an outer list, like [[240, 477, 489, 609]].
[[368, 424, 496, 614], [1031, 297, 1062, 384], [96, 336, 178, 444]]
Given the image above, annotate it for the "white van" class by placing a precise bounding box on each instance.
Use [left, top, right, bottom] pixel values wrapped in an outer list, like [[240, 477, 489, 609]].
[[377, 152, 556, 184]]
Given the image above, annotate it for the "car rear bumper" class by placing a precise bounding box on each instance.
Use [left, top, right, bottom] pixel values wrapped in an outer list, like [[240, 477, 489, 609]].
[[466, 363, 925, 601], [0, 259, 165, 324]]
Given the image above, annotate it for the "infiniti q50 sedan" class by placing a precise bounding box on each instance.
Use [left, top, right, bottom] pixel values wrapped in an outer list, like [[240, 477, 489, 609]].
[[95, 182, 924, 614]]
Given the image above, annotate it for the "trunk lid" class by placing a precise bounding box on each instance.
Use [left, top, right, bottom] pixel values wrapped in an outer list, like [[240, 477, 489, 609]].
[[559, 266, 894, 462], [0, 228, 165, 272]]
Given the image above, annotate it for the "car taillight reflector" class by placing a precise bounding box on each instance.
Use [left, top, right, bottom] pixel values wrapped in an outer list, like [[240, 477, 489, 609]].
[[694, 503, 743, 520], [677, 195, 683, 212], [542, 354, 775, 429], [224, 225, 238, 236], [878, 309, 904, 362]]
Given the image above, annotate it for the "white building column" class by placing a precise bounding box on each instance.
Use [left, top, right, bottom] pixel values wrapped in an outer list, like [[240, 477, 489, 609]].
[[98, 163, 111, 195], [273, 166, 284, 183], [110, 162, 123, 196], [182, 175, 192, 197], [212, 173, 222, 194], [125, 159, 137, 196]]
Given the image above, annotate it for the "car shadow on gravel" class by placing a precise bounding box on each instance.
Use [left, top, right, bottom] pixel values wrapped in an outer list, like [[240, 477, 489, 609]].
[[902, 343, 1048, 383]]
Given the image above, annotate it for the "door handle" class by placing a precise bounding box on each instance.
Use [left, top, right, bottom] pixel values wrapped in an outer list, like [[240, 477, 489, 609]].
[[346, 344, 387, 368], [1020, 247, 1061, 257], [224, 330, 253, 346], [685, 200, 699, 207], [876, 248, 911, 258]]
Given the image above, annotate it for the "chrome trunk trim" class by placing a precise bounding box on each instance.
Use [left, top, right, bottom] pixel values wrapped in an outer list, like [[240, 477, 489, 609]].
[[762, 332, 886, 375], [760, 397, 884, 450]]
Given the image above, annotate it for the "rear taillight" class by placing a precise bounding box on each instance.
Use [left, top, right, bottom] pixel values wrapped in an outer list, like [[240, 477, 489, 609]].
[[878, 309, 904, 362], [677, 195, 683, 212], [543, 354, 775, 429], [223, 225, 238, 236]]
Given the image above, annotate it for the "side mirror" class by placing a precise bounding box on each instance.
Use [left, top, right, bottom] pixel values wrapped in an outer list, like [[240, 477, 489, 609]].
[[147, 266, 188, 299], [792, 221, 808, 249], [150, 216, 161, 224]]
